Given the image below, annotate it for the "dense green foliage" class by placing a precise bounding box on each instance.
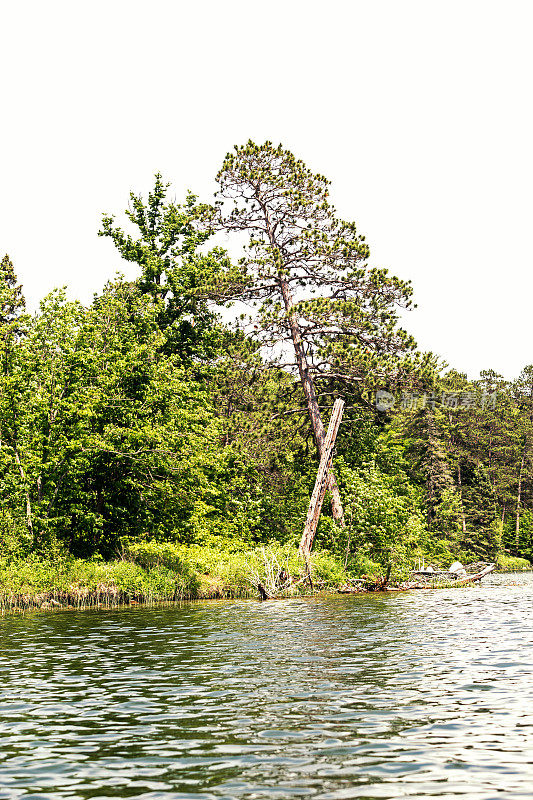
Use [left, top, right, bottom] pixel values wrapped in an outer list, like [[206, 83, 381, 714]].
[[0, 143, 530, 597]]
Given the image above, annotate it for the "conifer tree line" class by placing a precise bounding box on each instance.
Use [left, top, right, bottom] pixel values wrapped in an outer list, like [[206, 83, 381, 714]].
[[1, 142, 531, 570]]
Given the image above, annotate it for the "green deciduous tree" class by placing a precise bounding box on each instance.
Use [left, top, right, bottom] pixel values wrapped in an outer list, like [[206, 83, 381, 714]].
[[99, 174, 232, 360]]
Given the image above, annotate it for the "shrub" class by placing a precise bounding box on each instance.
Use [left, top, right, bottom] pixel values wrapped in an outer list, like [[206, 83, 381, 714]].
[[496, 553, 531, 572]]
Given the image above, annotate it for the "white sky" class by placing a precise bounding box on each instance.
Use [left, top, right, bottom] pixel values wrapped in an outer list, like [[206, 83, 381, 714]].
[[1, 0, 531, 380]]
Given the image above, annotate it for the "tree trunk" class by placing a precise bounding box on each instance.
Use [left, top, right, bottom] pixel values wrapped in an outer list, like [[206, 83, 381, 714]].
[[457, 462, 467, 534], [299, 399, 345, 555], [516, 447, 526, 550], [277, 275, 345, 524], [14, 447, 34, 545], [258, 199, 345, 525]]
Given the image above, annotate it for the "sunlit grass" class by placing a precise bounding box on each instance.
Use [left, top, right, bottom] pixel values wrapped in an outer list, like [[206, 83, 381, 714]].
[[0, 543, 347, 613], [496, 553, 532, 572]]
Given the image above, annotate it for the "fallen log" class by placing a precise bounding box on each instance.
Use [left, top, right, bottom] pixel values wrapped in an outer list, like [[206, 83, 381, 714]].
[[408, 562, 495, 587], [338, 562, 496, 594], [454, 562, 496, 584]]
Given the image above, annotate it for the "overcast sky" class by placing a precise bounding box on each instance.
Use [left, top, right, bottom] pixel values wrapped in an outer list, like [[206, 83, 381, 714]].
[[1, 0, 531, 380]]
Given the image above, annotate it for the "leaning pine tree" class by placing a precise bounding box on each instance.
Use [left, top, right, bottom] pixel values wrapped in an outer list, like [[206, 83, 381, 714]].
[[215, 141, 417, 539]]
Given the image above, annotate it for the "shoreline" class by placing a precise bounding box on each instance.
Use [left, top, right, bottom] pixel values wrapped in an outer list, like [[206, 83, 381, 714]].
[[1, 567, 531, 615], [1, 545, 530, 615]]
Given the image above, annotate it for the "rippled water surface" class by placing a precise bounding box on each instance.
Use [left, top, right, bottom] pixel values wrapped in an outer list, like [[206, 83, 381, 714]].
[[1, 574, 533, 799]]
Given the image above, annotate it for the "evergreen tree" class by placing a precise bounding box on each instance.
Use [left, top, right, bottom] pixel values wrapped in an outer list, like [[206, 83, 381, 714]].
[[403, 403, 460, 537], [215, 141, 420, 534]]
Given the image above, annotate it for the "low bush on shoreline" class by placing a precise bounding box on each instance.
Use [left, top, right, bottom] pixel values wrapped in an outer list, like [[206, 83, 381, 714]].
[[496, 553, 532, 572]]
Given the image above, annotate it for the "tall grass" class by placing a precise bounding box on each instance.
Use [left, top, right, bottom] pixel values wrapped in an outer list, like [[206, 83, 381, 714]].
[[0, 555, 196, 613], [0, 543, 347, 613]]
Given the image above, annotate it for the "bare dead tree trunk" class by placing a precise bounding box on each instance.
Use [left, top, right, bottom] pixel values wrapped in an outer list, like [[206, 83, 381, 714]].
[[299, 399, 345, 556]]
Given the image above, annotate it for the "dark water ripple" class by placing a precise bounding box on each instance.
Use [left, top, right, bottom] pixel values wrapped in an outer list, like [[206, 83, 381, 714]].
[[1, 573, 532, 799]]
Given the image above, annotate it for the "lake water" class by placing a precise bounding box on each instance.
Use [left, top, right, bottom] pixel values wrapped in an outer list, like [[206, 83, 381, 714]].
[[0, 573, 532, 799]]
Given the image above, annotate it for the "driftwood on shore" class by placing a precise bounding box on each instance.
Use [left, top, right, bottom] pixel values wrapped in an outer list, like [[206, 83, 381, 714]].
[[338, 562, 496, 594]]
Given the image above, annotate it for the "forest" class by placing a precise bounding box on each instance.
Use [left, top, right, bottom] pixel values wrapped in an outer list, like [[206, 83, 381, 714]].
[[0, 141, 531, 605]]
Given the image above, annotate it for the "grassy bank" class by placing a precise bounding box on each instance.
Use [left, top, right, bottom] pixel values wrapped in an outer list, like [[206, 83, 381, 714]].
[[0, 543, 346, 613], [496, 553, 532, 572], [1, 543, 530, 613]]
